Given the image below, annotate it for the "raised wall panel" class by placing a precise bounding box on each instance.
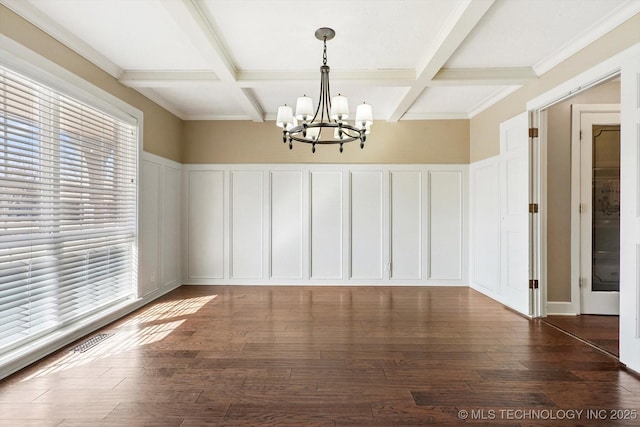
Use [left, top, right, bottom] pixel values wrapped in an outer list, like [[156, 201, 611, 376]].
[[188, 170, 224, 279], [230, 171, 264, 279], [270, 171, 303, 279], [471, 161, 500, 291], [390, 171, 422, 279], [139, 161, 160, 296], [161, 166, 180, 287], [503, 152, 528, 296], [429, 171, 462, 279], [351, 171, 383, 279], [311, 171, 343, 279]]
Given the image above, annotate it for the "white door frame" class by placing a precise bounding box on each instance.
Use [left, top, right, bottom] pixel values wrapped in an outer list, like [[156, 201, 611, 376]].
[[528, 42, 640, 373], [571, 105, 621, 315]]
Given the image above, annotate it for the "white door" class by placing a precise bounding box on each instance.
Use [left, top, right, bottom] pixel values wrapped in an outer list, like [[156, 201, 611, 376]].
[[579, 112, 620, 315], [499, 112, 531, 316], [619, 51, 640, 373]]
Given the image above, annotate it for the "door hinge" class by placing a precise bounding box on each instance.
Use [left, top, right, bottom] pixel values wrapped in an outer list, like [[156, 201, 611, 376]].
[[529, 127, 539, 138], [579, 130, 582, 141], [529, 279, 539, 289], [529, 203, 539, 213]]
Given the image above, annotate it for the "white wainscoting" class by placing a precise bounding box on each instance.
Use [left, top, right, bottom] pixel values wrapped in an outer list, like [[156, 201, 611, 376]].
[[183, 164, 468, 285], [140, 152, 183, 296], [469, 156, 501, 295]]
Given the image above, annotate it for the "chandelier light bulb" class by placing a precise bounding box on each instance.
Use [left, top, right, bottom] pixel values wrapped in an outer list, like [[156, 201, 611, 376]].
[[355, 102, 373, 127], [276, 105, 293, 129], [330, 94, 349, 121], [306, 127, 320, 141], [296, 95, 314, 121]]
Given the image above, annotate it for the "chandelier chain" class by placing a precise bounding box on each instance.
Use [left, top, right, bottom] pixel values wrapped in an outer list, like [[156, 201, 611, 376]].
[[322, 37, 327, 66]]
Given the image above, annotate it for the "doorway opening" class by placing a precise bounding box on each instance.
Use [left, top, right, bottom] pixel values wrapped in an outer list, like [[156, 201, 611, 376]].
[[538, 78, 621, 357]]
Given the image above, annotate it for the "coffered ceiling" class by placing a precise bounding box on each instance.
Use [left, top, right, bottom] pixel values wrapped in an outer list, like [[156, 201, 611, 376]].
[[3, 0, 639, 122]]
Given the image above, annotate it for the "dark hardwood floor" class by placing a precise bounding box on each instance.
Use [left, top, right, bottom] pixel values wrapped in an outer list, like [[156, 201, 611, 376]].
[[543, 314, 619, 357], [1, 286, 639, 426]]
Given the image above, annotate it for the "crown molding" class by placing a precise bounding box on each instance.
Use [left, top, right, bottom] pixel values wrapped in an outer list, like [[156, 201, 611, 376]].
[[468, 85, 521, 118], [183, 114, 252, 121], [132, 87, 186, 119]]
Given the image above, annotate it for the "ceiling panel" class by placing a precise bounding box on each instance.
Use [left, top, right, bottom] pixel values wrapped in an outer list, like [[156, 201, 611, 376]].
[[408, 86, 510, 114], [445, 0, 630, 69], [24, 0, 212, 70], [197, 0, 464, 71], [152, 84, 247, 118]]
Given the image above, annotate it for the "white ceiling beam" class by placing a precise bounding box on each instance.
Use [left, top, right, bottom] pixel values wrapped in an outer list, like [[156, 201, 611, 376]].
[[120, 67, 533, 90], [388, 0, 496, 121], [160, 0, 264, 122], [431, 67, 536, 86], [237, 69, 416, 88]]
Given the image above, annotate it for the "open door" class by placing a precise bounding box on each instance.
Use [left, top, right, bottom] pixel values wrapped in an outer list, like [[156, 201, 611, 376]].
[[619, 51, 640, 373], [579, 111, 620, 315], [499, 112, 532, 316]]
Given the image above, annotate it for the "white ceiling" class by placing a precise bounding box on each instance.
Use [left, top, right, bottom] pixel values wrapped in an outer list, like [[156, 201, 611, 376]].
[[4, 0, 639, 122]]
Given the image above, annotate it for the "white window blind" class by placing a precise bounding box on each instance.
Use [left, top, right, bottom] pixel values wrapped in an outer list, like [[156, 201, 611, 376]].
[[0, 64, 137, 353]]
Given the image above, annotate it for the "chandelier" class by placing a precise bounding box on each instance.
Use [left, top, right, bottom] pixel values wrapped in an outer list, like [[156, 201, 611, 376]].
[[276, 27, 373, 153]]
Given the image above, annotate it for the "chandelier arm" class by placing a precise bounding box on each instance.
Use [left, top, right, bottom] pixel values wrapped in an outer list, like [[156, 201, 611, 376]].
[[321, 69, 330, 123], [325, 68, 332, 122], [310, 70, 323, 124]]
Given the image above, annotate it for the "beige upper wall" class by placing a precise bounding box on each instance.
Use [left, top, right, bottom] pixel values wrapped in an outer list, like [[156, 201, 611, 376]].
[[182, 119, 469, 164], [0, 5, 183, 163], [470, 13, 640, 162]]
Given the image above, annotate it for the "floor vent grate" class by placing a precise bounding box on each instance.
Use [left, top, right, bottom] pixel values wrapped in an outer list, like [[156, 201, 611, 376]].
[[70, 333, 114, 353]]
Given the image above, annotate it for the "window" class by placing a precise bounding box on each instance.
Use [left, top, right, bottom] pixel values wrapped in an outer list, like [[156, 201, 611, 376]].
[[0, 64, 137, 354]]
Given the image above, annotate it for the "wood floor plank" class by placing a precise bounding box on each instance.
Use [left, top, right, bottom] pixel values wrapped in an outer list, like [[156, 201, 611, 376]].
[[411, 390, 555, 407], [224, 403, 373, 424], [1, 285, 639, 426]]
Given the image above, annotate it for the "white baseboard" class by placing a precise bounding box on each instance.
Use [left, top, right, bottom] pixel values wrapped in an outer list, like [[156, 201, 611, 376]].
[[546, 301, 579, 316]]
